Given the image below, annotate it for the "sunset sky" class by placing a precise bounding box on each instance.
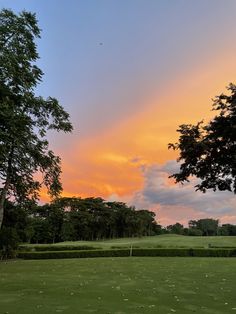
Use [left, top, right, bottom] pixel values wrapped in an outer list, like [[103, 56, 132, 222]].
[[1, 0, 236, 225]]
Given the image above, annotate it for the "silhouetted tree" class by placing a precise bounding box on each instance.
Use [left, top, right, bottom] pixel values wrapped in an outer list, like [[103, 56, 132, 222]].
[[169, 83, 236, 193], [0, 9, 73, 229]]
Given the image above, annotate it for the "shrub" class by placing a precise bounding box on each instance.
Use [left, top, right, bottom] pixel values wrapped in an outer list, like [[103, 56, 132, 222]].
[[132, 248, 236, 257], [17, 247, 236, 260], [132, 248, 189, 257], [18, 245, 101, 252], [18, 249, 130, 259]]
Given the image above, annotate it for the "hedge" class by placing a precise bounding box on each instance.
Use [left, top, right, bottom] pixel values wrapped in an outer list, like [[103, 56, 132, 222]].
[[17, 248, 236, 259], [18, 245, 101, 252], [18, 249, 130, 259], [209, 246, 236, 249], [132, 248, 236, 257]]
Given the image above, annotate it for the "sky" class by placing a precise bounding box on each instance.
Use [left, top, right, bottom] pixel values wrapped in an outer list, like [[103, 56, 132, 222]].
[[1, 0, 236, 226]]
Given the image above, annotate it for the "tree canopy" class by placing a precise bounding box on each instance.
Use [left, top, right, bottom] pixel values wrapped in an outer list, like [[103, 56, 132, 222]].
[[189, 218, 219, 236], [1, 198, 234, 251], [169, 83, 236, 194], [0, 197, 158, 245], [0, 9, 73, 228]]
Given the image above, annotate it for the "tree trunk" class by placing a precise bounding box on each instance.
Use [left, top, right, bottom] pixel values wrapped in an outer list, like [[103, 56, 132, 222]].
[[0, 144, 14, 229], [0, 175, 10, 229]]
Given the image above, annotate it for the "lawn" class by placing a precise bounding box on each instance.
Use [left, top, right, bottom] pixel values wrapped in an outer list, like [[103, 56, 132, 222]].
[[20, 234, 236, 250], [0, 257, 236, 313]]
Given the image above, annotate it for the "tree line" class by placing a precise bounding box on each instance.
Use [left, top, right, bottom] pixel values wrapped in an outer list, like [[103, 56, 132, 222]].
[[0, 197, 236, 249], [0, 197, 157, 246], [165, 220, 236, 237]]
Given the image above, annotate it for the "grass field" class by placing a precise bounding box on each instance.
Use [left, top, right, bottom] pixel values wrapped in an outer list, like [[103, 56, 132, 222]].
[[1, 257, 236, 313], [20, 234, 236, 250]]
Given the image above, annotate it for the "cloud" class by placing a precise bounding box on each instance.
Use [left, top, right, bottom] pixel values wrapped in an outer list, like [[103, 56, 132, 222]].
[[131, 160, 236, 225]]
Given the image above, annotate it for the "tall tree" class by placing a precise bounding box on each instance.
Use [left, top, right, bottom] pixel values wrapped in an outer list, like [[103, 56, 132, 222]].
[[188, 218, 219, 236], [0, 9, 73, 228], [169, 83, 236, 193], [166, 222, 184, 235]]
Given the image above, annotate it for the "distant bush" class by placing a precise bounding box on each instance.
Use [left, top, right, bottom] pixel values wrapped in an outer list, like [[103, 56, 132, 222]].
[[17, 248, 236, 259]]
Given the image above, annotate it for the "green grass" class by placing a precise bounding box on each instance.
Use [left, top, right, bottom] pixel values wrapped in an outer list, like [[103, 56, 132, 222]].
[[20, 235, 236, 250], [1, 257, 236, 313]]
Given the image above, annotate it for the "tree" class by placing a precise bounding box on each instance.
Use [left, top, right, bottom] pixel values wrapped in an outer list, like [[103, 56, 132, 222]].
[[135, 210, 156, 236], [30, 203, 65, 243], [166, 222, 184, 235], [188, 218, 219, 236], [218, 224, 236, 236], [2, 200, 29, 242], [169, 83, 236, 193], [0, 9, 73, 228]]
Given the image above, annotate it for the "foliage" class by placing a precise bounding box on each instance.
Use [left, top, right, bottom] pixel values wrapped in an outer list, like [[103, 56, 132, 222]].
[[2, 201, 30, 241], [19, 244, 101, 252], [28, 197, 158, 243], [17, 247, 236, 260], [133, 248, 236, 257], [29, 203, 65, 243], [2, 198, 236, 249], [0, 9, 73, 229], [166, 222, 184, 235], [187, 228, 203, 236], [165, 219, 220, 236], [189, 218, 219, 236], [218, 224, 236, 236], [0, 226, 19, 258], [1, 197, 158, 245], [0, 201, 29, 256], [2, 198, 236, 254], [169, 83, 236, 193], [18, 249, 131, 259]]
